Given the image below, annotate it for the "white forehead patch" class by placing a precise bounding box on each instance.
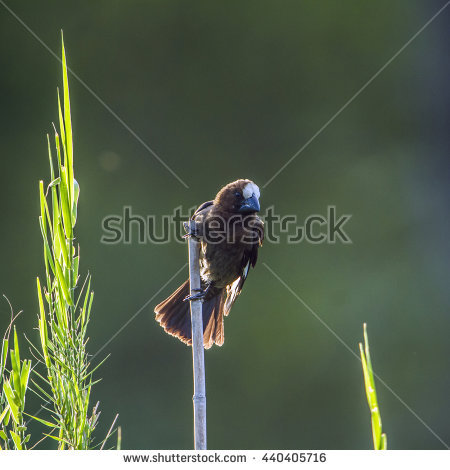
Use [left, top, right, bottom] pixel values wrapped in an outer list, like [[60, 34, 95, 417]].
[[242, 182, 260, 200]]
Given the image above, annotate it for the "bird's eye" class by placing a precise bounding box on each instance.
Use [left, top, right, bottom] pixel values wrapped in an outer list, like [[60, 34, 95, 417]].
[[234, 191, 241, 198]]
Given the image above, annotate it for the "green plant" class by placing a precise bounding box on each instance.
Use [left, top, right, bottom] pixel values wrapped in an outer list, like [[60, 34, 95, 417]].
[[359, 323, 387, 450], [30, 35, 115, 449], [0, 34, 117, 451], [0, 303, 31, 450]]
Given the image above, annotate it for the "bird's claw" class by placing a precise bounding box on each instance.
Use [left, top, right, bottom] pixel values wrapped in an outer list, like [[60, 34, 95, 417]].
[[183, 221, 200, 240], [183, 288, 206, 302]]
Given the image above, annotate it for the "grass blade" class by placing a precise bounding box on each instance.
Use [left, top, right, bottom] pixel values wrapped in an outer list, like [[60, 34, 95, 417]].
[[359, 323, 387, 450]]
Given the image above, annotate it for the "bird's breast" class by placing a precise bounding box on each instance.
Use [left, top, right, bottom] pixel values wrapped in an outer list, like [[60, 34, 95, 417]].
[[199, 241, 244, 288]]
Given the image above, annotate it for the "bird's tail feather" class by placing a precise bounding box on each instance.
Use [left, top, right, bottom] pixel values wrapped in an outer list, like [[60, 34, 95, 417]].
[[154, 280, 225, 349]]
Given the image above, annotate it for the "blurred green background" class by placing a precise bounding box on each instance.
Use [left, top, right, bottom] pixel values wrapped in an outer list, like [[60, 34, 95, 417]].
[[1, 0, 449, 450]]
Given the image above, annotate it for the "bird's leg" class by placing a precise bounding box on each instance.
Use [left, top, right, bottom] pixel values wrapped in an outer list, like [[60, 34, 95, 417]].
[[184, 281, 212, 302]]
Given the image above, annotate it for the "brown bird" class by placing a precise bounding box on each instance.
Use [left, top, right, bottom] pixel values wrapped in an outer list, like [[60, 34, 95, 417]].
[[155, 179, 264, 348]]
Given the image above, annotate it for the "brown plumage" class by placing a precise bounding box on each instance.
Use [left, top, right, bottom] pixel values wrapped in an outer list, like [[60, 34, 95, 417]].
[[154, 179, 264, 348]]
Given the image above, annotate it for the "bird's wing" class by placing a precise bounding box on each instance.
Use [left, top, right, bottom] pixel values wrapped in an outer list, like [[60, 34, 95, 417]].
[[184, 200, 214, 238], [191, 200, 214, 236], [193, 200, 214, 218], [224, 217, 264, 316]]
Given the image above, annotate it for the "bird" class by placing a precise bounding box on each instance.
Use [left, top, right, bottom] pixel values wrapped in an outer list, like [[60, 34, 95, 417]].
[[154, 179, 264, 349]]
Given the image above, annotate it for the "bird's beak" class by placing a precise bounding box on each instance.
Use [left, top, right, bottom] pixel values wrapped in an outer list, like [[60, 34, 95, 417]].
[[239, 193, 260, 213]]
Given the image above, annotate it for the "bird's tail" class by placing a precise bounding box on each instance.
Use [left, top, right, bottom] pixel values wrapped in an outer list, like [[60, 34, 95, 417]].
[[154, 280, 226, 349]]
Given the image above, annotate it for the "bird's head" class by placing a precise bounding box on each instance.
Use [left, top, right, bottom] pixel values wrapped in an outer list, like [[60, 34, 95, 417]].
[[214, 179, 261, 214]]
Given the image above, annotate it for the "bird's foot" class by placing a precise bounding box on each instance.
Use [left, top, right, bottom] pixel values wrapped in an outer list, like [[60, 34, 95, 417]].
[[183, 221, 200, 240], [183, 288, 206, 302]]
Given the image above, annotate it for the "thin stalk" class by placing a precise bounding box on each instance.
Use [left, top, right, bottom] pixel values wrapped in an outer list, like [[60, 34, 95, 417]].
[[188, 219, 207, 450]]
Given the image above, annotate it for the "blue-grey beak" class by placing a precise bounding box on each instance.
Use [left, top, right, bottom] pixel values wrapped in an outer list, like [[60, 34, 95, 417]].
[[238, 193, 260, 213]]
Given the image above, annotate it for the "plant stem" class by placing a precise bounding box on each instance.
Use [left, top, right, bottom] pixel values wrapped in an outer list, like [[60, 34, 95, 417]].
[[188, 219, 207, 450]]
